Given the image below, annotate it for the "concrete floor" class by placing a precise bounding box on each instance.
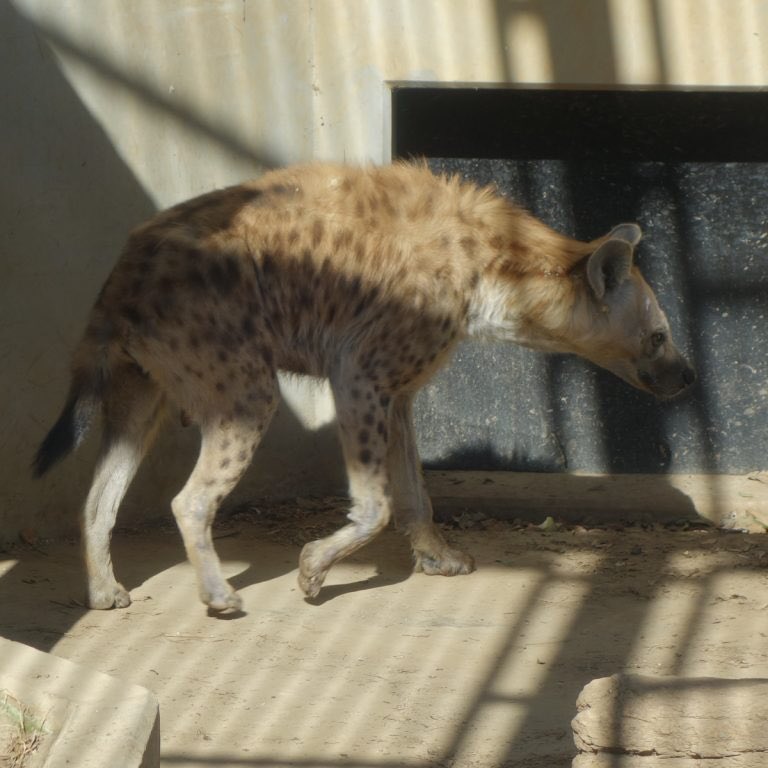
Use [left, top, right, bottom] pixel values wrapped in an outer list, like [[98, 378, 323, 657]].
[[2, 505, 768, 767]]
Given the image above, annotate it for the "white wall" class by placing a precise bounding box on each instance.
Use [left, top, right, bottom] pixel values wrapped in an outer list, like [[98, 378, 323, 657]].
[[3, 0, 767, 539]]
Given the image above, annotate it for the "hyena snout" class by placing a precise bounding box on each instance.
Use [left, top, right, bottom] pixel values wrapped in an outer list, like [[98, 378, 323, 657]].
[[638, 353, 696, 400]]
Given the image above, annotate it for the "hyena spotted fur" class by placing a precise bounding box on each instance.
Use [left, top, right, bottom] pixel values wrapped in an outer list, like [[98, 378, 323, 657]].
[[34, 162, 695, 612]]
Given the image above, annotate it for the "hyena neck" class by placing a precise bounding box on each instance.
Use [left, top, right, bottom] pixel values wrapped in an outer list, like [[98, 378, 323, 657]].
[[466, 271, 580, 351], [466, 217, 597, 351]]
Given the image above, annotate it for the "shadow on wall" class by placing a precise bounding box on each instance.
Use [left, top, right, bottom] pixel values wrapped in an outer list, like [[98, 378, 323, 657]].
[[0, 1, 156, 537], [494, 0, 619, 82], [20, 7, 284, 176], [1, 3, 346, 543]]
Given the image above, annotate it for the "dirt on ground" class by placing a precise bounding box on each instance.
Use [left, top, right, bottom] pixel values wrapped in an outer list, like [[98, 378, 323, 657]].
[[2, 501, 768, 767]]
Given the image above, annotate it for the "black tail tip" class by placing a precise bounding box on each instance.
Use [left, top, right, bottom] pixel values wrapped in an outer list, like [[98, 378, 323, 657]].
[[32, 396, 83, 478], [32, 428, 70, 478]]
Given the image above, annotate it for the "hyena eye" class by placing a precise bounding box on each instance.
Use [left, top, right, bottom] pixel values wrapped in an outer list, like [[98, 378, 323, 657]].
[[650, 331, 666, 348]]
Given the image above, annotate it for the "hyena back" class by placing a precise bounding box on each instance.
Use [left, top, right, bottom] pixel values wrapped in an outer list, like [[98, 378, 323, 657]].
[[34, 162, 695, 611]]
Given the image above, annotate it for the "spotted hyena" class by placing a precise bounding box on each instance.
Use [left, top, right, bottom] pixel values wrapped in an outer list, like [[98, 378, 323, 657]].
[[34, 162, 695, 611]]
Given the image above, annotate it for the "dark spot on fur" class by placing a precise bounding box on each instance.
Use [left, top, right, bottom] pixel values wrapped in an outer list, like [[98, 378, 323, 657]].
[[334, 228, 353, 251], [220, 458, 231, 469], [188, 333, 200, 349], [297, 286, 312, 312], [460, 236, 478, 256], [241, 315, 256, 338], [260, 346, 274, 367], [358, 429, 370, 444], [261, 252, 277, 277], [129, 277, 145, 297], [380, 191, 396, 217], [218, 350, 229, 363], [311, 219, 325, 248], [469, 271, 480, 289], [359, 449, 372, 465], [490, 235, 504, 250], [379, 394, 391, 408], [353, 298, 367, 317], [216, 381, 226, 393], [186, 267, 206, 291], [237, 449, 248, 463], [120, 304, 143, 326], [218, 330, 239, 352], [263, 184, 297, 199], [151, 300, 167, 320], [184, 365, 203, 379], [348, 275, 361, 297], [157, 275, 174, 295], [363, 412, 375, 426], [209, 255, 241, 296], [135, 256, 155, 276]]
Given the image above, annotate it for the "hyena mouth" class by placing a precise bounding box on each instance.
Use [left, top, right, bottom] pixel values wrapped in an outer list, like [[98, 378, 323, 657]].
[[639, 366, 697, 400]]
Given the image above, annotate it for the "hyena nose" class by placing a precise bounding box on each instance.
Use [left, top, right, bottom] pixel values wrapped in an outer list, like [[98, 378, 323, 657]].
[[682, 366, 696, 388]]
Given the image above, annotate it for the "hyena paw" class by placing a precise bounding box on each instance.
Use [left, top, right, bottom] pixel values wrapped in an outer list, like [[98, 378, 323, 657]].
[[88, 582, 131, 610], [414, 547, 475, 577], [204, 585, 243, 613], [298, 541, 330, 599]]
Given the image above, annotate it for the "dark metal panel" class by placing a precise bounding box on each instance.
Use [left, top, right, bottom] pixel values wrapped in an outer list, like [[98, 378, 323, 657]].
[[392, 88, 768, 474]]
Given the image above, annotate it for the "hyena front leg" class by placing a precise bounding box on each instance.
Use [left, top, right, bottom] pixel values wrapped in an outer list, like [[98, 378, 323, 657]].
[[298, 371, 394, 598], [83, 365, 164, 609], [388, 394, 475, 576], [171, 375, 278, 612]]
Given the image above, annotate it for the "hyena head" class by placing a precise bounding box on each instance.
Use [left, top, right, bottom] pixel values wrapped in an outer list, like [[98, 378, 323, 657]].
[[577, 223, 696, 400]]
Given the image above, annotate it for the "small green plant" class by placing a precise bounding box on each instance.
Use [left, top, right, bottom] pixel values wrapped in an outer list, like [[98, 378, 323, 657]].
[[0, 691, 48, 768]]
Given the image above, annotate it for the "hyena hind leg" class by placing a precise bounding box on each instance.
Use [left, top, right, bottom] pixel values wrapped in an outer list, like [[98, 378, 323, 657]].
[[170, 378, 278, 612], [388, 394, 475, 577], [82, 365, 165, 609]]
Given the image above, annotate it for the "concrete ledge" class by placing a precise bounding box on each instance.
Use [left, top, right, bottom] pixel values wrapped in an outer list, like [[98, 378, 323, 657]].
[[572, 673, 768, 766], [427, 469, 768, 528], [0, 638, 159, 768]]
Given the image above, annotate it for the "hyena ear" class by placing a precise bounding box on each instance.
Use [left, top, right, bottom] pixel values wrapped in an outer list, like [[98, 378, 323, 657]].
[[587, 238, 634, 300], [608, 222, 642, 246]]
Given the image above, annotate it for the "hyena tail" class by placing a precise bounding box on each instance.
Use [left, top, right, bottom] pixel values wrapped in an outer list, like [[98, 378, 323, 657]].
[[32, 333, 110, 478]]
